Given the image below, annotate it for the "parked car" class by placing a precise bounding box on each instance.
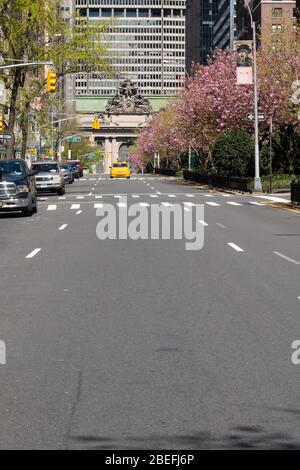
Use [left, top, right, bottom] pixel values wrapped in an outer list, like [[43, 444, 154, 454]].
[[110, 161, 131, 179], [60, 163, 74, 184], [68, 160, 83, 178], [31, 161, 65, 195], [0, 159, 38, 216]]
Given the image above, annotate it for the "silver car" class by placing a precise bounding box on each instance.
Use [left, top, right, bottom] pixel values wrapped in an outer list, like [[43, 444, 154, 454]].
[[32, 161, 65, 195]]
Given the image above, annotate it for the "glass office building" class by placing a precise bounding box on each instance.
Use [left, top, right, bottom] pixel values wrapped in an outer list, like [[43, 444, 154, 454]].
[[75, 0, 186, 96]]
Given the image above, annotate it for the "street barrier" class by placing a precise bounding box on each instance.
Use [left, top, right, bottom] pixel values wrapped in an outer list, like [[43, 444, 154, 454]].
[[291, 182, 300, 204], [154, 168, 177, 176], [183, 170, 252, 193]]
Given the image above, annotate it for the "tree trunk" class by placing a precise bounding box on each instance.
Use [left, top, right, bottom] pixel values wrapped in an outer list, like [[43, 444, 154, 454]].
[[6, 68, 22, 160], [21, 118, 29, 160]]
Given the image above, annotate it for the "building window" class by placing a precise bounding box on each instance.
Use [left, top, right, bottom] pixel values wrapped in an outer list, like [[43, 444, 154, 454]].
[[272, 8, 282, 18]]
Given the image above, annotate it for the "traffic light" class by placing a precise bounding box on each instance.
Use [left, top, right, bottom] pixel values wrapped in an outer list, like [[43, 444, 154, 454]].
[[0, 116, 4, 132], [46, 71, 57, 93], [92, 117, 101, 130]]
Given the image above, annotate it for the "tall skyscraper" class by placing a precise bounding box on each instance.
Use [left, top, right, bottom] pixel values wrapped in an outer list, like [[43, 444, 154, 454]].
[[213, 0, 236, 51], [186, 0, 218, 71], [74, 1, 186, 97]]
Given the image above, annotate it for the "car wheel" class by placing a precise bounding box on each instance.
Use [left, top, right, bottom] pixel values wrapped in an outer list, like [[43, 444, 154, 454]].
[[58, 187, 65, 196], [33, 198, 38, 214], [22, 196, 33, 217]]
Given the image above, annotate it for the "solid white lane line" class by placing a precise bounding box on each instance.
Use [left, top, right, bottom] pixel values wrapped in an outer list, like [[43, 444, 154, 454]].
[[227, 243, 244, 252], [206, 202, 221, 207], [256, 195, 288, 203], [76, 210, 82, 215], [71, 204, 80, 210], [140, 202, 150, 207], [226, 202, 243, 206], [216, 223, 226, 228], [59, 224, 68, 231], [47, 205, 57, 211], [94, 203, 103, 208], [199, 220, 208, 226], [26, 248, 41, 259], [273, 251, 300, 265]]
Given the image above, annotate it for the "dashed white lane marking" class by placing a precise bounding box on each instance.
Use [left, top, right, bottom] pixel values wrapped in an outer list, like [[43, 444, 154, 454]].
[[161, 202, 173, 207], [39, 197, 48, 201], [186, 194, 195, 198], [140, 202, 150, 207], [273, 251, 300, 265], [77, 196, 85, 199], [221, 194, 231, 197], [76, 210, 82, 215], [184, 202, 196, 207], [95, 196, 103, 199], [88, 192, 92, 196], [206, 202, 221, 207], [150, 187, 155, 190], [58, 197, 66, 200], [59, 224, 68, 231], [249, 201, 263, 206], [47, 205, 57, 211], [150, 195, 158, 198], [199, 220, 208, 226], [132, 195, 140, 198], [204, 194, 214, 197], [26, 248, 41, 259], [226, 201, 243, 206], [89, 178, 96, 181], [156, 191, 162, 195], [216, 223, 226, 228], [71, 204, 81, 210], [94, 203, 103, 208], [117, 203, 127, 208], [168, 194, 176, 198], [114, 195, 123, 198], [227, 243, 244, 252]]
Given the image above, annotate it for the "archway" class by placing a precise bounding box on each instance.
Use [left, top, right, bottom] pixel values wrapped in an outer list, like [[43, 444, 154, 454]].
[[118, 140, 134, 161]]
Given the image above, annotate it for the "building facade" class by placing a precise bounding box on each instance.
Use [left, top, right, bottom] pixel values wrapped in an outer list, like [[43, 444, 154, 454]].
[[186, 0, 218, 71], [213, 0, 236, 51], [74, 0, 186, 97], [236, 0, 297, 41]]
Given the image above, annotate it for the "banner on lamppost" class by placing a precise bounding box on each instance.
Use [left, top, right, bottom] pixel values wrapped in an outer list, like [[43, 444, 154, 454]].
[[236, 40, 253, 85]]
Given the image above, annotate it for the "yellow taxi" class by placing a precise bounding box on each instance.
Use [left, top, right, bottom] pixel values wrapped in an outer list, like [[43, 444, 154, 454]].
[[110, 161, 131, 179]]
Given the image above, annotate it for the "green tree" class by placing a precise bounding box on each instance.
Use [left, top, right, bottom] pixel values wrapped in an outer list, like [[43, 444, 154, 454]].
[[0, 0, 111, 158], [212, 131, 255, 177]]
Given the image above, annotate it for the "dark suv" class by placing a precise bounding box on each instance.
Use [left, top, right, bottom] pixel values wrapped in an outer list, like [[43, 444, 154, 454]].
[[0, 159, 38, 216]]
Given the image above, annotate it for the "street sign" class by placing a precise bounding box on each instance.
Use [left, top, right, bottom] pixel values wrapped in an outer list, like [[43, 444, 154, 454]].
[[66, 136, 81, 143], [247, 113, 265, 121], [0, 133, 12, 141]]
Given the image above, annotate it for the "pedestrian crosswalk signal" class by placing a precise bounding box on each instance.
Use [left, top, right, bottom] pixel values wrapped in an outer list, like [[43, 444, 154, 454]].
[[0, 116, 4, 132], [92, 118, 101, 130], [46, 71, 57, 93]]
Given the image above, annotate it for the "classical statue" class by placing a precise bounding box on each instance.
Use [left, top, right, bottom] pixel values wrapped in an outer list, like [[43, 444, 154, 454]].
[[106, 80, 153, 115]]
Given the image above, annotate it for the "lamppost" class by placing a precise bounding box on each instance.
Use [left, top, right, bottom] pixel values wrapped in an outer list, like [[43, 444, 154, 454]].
[[244, 0, 262, 191]]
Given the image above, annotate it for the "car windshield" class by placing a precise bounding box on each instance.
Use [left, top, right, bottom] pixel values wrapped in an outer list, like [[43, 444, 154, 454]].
[[0, 161, 24, 176], [113, 163, 128, 168], [32, 163, 59, 173], [60, 165, 70, 170]]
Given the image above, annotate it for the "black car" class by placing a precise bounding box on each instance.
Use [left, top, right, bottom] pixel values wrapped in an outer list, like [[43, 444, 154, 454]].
[[0, 159, 38, 216]]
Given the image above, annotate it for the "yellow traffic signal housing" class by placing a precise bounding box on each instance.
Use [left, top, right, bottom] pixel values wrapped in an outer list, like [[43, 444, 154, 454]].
[[0, 116, 4, 132], [46, 71, 57, 93], [92, 118, 101, 130]]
